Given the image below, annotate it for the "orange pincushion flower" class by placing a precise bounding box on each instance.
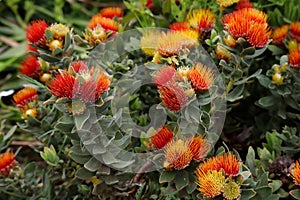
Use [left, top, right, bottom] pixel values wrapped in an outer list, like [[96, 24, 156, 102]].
[[158, 83, 188, 112], [88, 15, 119, 32], [164, 139, 193, 170], [0, 151, 16, 177], [272, 24, 289, 46], [48, 71, 78, 99], [188, 63, 214, 92], [291, 160, 300, 185], [157, 31, 198, 57], [290, 21, 300, 42], [13, 87, 38, 111], [153, 65, 176, 87], [100, 7, 122, 19], [236, 0, 253, 9], [169, 22, 190, 31], [95, 72, 111, 95], [189, 136, 210, 161], [197, 152, 241, 177], [26, 20, 48, 46], [150, 126, 173, 149], [222, 8, 270, 48], [289, 46, 300, 69], [19, 55, 42, 79], [187, 9, 215, 33], [195, 170, 226, 198]]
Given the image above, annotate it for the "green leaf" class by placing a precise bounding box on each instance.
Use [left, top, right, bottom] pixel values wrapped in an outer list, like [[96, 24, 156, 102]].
[[0, 42, 26, 60], [84, 157, 101, 172], [257, 74, 272, 88], [227, 84, 244, 102], [257, 96, 279, 107], [174, 171, 189, 191], [246, 146, 256, 174], [240, 189, 256, 200], [234, 69, 262, 85], [251, 186, 273, 200], [18, 74, 48, 89], [269, 180, 282, 192], [159, 171, 177, 183], [268, 45, 285, 56], [290, 189, 300, 200], [75, 167, 95, 180], [74, 109, 90, 130]]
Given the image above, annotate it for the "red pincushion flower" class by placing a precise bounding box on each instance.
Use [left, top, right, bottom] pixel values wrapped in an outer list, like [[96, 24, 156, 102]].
[[26, 20, 48, 46], [247, 22, 271, 48], [19, 55, 42, 79], [158, 83, 188, 112], [70, 61, 88, 73], [189, 136, 210, 161], [170, 22, 190, 31], [0, 151, 16, 177], [150, 126, 174, 149], [13, 87, 38, 111], [272, 24, 289, 46], [48, 71, 78, 99], [290, 21, 300, 42], [88, 15, 119, 32], [236, 0, 253, 10], [100, 7, 122, 19], [188, 63, 214, 92], [153, 66, 176, 87]]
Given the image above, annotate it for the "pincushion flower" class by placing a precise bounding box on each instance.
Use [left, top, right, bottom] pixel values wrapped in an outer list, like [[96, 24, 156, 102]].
[[99, 7, 122, 19], [223, 181, 241, 200], [163, 139, 193, 170], [222, 8, 270, 48], [272, 24, 289, 46], [150, 126, 173, 149], [195, 169, 226, 198], [290, 21, 300, 42], [20, 55, 42, 79], [189, 136, 210, 161], [48, 23, 70, 40], [13, 87, 38, 111], [0, 151, 16, 177], [158, 83, 188, 112], [290, 159, 300, 185], [169, 22, 190, 31], [152, 65, 176, 87], [217, 0, 240, 7], [187, 9, 215, 34], [289, 45, 300, 69], [157, 31, 198, 57], [84, 25, 107, 46], [140, 31, 162, 56], [188, 63, 214, 92], [26, 20, 48, 46], [197, 152, 241, 177], [236, 0, 253, 9], [48, 70, 78, 99], [88, 15, 119, 32]]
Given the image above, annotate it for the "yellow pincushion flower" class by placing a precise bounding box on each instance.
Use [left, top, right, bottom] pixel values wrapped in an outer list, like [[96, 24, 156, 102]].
[[217, 0, 240, 7], [140, 31, 162, 56]]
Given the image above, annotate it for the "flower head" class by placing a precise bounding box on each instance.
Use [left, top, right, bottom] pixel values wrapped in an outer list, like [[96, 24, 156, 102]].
[[158, 83, 188, 112], [88, 15, 119, 32], [13, 87, 38, 111], [195, 169, 226, 198], [217, 0, 240, 7], [169, 22, 190, 31], [188, 63, 214, 92], [26, 20, 48, 46], [150, 126, 173, 149], [222, 8, 270, 47], [290, 160, 300, 185], [19, 55, 42, 79], [164, 139, 193, 170], [140, 31, 162, 56], [189, 136, 210, 161], [0, 151, 16, 177], [289, 45, 300, 69], [48, 23, 69, 40], [223, 181, 241, 200], [84, 26, 107, 46], [187, 9, 215, 33], [272, 25, 289, 46], [158, 31, 198, 57], [70, 61, 89, 73], [100, 7, 122, 19], [48, 70, 78, 99], [236, 0, 253, 10], [290, 21, 300, 42], [153, 65, 176, 87]]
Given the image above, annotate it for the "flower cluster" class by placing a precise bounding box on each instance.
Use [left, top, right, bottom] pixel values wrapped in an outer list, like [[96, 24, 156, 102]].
[[195, 152, 241, 199]]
